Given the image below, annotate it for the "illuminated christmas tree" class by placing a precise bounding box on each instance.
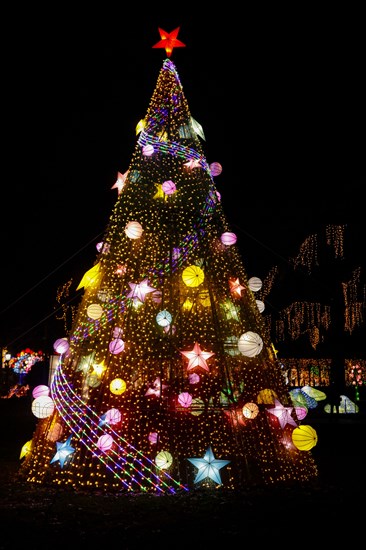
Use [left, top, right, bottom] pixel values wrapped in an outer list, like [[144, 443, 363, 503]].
[[18, 28, 318, 493]]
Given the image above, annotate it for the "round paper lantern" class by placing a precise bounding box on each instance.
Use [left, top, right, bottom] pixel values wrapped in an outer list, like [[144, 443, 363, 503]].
[[113, 326, 123, 338], [238, 331, 263, 357], [220, 232, 237, 246], [105, 408, 122, 425], [155, 450, 173, 470], [156, 309, 172, 327], [190, 397, 205, 416], [148, 432, 159, 445], [110, 378, 127, 395], [163, 324, 176, 335], [109, 338, 125, 354], [162, 179, 176, 195], [189, 373, 200, 384], [32, 385, 50, 399], [210, 162, 222, 176], [151, 291, 162, 304], [142, 144, 154, 156], [256, 300, 265, 313], [125, 221, 143, 239], [242, 402, 259, 419], [178, 392, 193, 408], [87, 303, 103, 320], [53, 338, 69, 355], [32, 396, 55, 419], [291, 425, 318, 451], [97, 434, 114, 452], [182, 265, 205, 287], [248, 277, 262, 292], [47, 422, 63, 442], [295, 406, 308, 421]]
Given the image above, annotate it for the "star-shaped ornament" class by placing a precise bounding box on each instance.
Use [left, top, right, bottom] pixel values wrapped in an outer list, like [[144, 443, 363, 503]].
[[127, 279, 156, 303], [111, 170, 129, 195], [145, 377, 168, 397], [152, 27, 186, 58], [153, 183, 165, 200], [180, 342, 215, 372], [76, 353, 95, 374], [188, 446, 230, 485], [50, 436, 75, 468], [184, 158, 202, 170], [267, 399, 297, 429], [229, 278, 245, 297]]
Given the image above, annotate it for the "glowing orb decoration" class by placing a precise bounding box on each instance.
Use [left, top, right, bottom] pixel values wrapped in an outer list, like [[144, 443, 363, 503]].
[[109, 338, 125, 354], [220, 232, 237, 246], [178, 392, 193, 408], [53, 338, 70, 355], [148, 432, 159, 445], [125, 221, 143, 239], [142, 144, 154, 156], [86, 374, 101, 388], [155, 450, 173, 470], [32, 396, 55, 419], [156, 309, 172, 327], [291, 425, 318, 451], [47, 422, 63, 442], [256, 299, 265, 313], [210, 162, 222, 176], [242, 402, 259, 419], [87, 303, 103, 320], [105, 408, 122, 425], [110, 378, 127, 395], [248, 277, 262, 292], [190, 398, 205, 416], [97, 434, 114, 452], [32, 385, 50, 399], [162, 179, 176, 195], [182, 265, 205, 287], [238, 331, 263, 357]]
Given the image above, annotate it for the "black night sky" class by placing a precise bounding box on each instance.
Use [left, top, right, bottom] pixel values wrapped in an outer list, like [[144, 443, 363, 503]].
[[1, 8, 364, 358]]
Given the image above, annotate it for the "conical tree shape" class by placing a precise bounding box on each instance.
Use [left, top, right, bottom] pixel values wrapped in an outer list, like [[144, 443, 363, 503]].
[[18, 57, 318, 493]]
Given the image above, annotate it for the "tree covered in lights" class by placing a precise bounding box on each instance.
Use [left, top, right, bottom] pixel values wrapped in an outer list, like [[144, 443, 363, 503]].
[[18, 29, 318, 493]]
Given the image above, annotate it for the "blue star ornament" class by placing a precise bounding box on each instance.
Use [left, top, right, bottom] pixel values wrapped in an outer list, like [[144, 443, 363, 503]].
[[188, 446, 230, 485], [50, 436, 75, 468]]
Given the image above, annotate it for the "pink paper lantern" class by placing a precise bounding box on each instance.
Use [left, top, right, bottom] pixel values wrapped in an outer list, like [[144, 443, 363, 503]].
[[142, 144, 154, 156], [148, 432, 159, 445], [32, 385, 50, 399], [97, 434, 114, 452], [178, 392, 193, 408], [105, 408, 122, 425], [189, 373, 200, 384], [53, 338, 70, 355], [162, 180, 176, 195], [220, 232, 237, 246], [210, 162, 222, 176], [109, 338, 125, 354]]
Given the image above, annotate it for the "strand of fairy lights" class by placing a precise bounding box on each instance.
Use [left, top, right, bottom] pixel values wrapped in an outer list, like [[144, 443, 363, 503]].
[[51, 359, 188, 493]]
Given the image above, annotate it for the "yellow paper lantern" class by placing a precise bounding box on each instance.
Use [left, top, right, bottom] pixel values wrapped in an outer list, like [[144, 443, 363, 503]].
[[155, 450, 173, 469], [238, 331, 263, 357], [110, 378, 127, 395], [242, 402, 259, 419], [291, 424, 318, 451], [182, 265, 204, 287], [190, 397, 205, 416]]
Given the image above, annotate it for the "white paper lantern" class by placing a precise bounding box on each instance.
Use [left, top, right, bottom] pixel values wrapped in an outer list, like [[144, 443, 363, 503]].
[[156, 310, 172, 327], [248, 277, 262, 292], [97, 434, 114, 452], [220, 232, 237, 246], [238, 331, 263, 357], [125, 221, 143, 239], [53, 338, 69, 355], [256, 300, 265, 313], [142, 144, 154, 156], [32, 396, 55, 418]]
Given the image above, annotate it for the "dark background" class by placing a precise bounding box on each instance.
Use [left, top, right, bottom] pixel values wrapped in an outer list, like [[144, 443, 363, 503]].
[[1, 8, 364, 357]]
